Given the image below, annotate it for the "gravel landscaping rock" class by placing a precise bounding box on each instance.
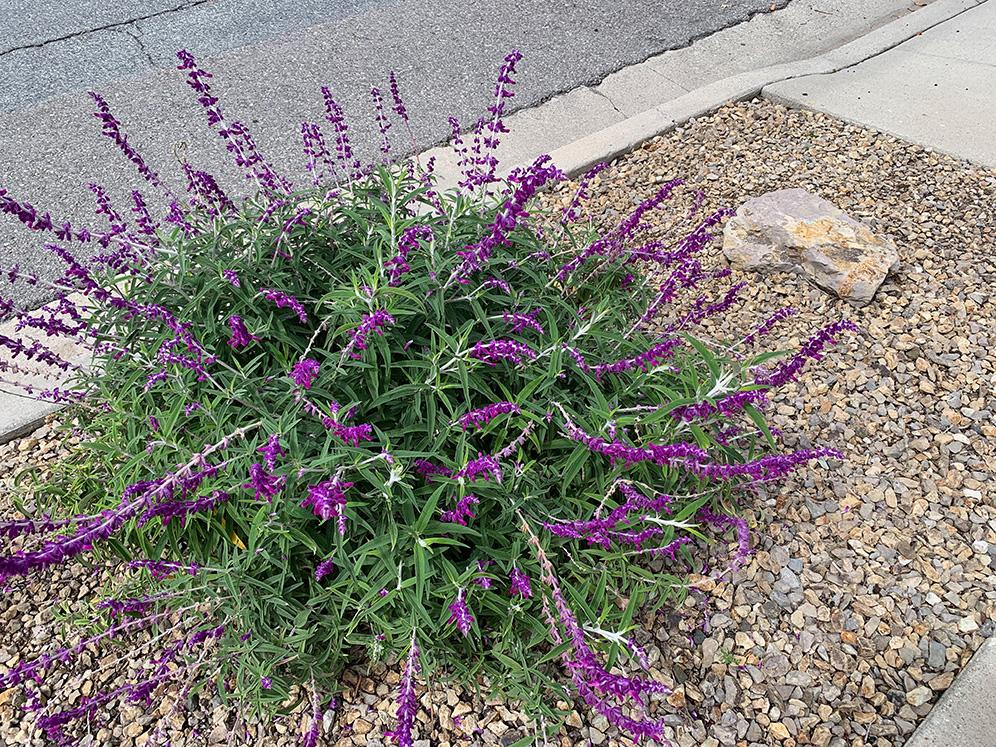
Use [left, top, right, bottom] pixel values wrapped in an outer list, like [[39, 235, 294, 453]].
[[2, 99, 994, 745]]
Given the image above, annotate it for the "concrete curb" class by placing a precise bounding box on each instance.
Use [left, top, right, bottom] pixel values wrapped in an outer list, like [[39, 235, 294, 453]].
[[547, 0, 981, 176], [906, 638, 996, 746], [0, 399, 60, 446], [0, 295, 93, 446]]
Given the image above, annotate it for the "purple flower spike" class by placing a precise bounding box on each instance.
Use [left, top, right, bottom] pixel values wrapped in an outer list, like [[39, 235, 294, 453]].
[[137, 489, 231, 528], [226, 315, 256, 349], [592, 338, 681, 379], [315, 557, 335, 581], [447, 589, 474, 636], [456, 402, 520, 431], [88, 92, 167, 193], [742, 306, 797, 347], [385, 633, 420, 747], [256, 434, 285, 470], [301, 478, 353, 535], [508, 567, 532, 598], [291, 358, 320, 389], [347, 309, 395, 359], [261, 676, 272, 690], [454, 155, 564, 278], [440, 494, 479, 526], [456, 453, 503, 483], [755, 319, 858, 387], [243, 463, 284, 502], [501, 309, 544, 335], [386, 225, 432, 286], [468, 338, 535, 367], [262, 289, 308, 324], [222, 269, 240, 287]]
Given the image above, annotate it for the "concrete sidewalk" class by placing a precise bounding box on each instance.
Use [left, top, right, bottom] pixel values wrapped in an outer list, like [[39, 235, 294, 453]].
[[905, 639, 996, 747], [764, 0, 996, 168]]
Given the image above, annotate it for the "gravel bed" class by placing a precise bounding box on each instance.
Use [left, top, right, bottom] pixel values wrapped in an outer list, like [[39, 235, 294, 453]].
[[2, 99, 994, 746]]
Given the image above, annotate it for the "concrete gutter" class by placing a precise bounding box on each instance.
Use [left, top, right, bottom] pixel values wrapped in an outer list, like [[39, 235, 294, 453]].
[[0, 0, 980, 446], [0, 300, 93, 445], [906, 638, 996, 747], [543, 0, 983, 176]]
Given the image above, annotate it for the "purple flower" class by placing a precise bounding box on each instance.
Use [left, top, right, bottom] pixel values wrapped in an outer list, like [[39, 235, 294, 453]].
[[523, 523, 668, 742], [301, 478, 353, 534], [321, 418, 374, 447], [473, 575, 492, 589], [558, 408, 709, 469], [256, 434, 285, 470], [346, 309, 395, 359], [386, 225, 432, 286], [227, 315, 256, 349], [454, 155, 564, 277], [176, 51, 291, 194], [671, 390, 768, 422], [370, 86, 392, 156], [385, 633, 420, 747], [440, 494, 479, 526], [541, 483, 674, 550], [755, 319, 858, 387], [300, 121, 335, 186], [413, 459, 453, 481], [88, 92, 165, 191], [291, 358, 320, 389], [447, 589, 474, 636], [388, 71, 409, 124], [243, 463, 284, 502], [222, 269, 240, 287], [262, 289, 308, 324], [0, 429, 246, 581], [742, 306, 797, 347], [508, 567, 532, 598], [468, 338, 535, 367], [456, 50, 524, 190], [137, 489, 232, 528], [261, 676, 272, 690], [456, 402, 520, 431], [456, 453, 502, 483], [481, 277, 511, 294], [315, 557, 335, 581], [501, 309, 544, 335], [698, 508, 752, 568], [686, 447, 843, 483], [556, 179, 682, 282], [184, 401, 202, 416], [592, 338, 681, 379], [321, 87, 361, 177]]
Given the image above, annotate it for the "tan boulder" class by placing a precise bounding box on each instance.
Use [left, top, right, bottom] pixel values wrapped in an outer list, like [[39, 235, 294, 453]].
[[723, 188, 899, 305]]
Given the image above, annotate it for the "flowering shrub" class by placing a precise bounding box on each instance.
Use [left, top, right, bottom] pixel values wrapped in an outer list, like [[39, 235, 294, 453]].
[[0, 50, 855, 745]]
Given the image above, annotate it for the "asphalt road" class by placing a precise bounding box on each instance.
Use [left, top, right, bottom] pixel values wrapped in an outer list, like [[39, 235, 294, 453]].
[[0, 0, 789, 310]]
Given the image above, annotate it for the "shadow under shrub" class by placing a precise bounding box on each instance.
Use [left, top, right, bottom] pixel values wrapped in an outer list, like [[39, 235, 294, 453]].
[[0, 50, 855, 745]]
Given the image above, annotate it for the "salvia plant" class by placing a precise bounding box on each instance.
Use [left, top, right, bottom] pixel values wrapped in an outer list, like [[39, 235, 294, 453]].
[[0, 49, 857, 745]]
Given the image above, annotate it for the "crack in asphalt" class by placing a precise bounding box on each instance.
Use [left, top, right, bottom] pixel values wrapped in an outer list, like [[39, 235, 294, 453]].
[[0, 1, 213, 59], [119, 25, 157, 66]]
